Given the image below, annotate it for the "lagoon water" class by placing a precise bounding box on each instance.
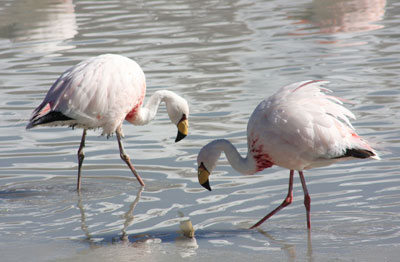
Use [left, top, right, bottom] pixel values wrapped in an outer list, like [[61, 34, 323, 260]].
[[1, 0, 400, 261]]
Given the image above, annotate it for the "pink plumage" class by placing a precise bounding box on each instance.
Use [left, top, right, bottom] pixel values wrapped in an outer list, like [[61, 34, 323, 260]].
[[27, 54, 146, 135], [27, 54, 190, 190], [197, 80, 379, 229], [247, 80, 379, 172]]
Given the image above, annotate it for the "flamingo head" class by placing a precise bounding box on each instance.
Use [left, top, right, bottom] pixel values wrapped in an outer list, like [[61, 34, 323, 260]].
[[197, 140, 224, 191], [165, 93, 189, 142]]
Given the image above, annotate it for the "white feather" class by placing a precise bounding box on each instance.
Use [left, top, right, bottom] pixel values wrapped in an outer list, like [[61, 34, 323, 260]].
[[27, 54, 189, 135]]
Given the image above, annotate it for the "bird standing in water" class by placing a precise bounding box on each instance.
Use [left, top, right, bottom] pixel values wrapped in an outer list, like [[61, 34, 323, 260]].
[[27, 54, 189, 190], [197, 80, 379, 229]]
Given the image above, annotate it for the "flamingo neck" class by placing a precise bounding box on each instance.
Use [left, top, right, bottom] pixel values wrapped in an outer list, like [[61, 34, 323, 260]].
[[128, 90, 172, 125], [213, 139, 258, 175]]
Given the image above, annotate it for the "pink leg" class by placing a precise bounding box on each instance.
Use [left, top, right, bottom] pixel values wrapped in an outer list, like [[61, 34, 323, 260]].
[[77, 129, 87, 191], [298, 171, 311, 229], [250, 170, 294, 229], [116, 127, 145, 187]]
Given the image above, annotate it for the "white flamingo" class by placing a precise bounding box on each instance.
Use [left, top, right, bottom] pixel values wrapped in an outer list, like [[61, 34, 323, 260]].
[[27, 54, 189, 190], [197, 80, 379, 229]]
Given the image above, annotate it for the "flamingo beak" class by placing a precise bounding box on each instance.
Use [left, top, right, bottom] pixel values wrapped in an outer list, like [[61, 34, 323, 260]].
[[198, 162, 211, 191], [175, 115, 188, 142]]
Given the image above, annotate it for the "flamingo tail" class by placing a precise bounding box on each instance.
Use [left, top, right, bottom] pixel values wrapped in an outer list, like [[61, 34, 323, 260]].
[[336, 148, 380, 160], [26, 111, 73, 129]]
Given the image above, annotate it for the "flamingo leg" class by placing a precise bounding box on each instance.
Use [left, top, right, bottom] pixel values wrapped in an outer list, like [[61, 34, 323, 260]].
[[298, 171, 311, 229], [77, 129, 87, 191], [116, 127, 145, 187], [250, 170, 294, 229]]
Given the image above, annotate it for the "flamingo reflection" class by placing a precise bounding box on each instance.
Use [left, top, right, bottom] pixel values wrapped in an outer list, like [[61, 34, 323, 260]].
[[291, 0, 386, 43]]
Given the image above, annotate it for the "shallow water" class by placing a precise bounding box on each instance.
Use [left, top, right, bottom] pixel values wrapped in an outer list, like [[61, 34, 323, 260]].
[[1, 0, 400, 261]]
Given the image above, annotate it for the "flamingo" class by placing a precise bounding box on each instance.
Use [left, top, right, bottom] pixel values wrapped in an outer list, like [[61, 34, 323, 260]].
[[27, 54, 189, 190], [197, 80, 379, 229]]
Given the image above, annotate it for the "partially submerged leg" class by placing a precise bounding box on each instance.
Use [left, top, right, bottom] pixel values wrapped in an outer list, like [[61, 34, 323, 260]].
[[77, 129, 87, 191], [250, 170, 295, 229], [298, 171, 311, 229], [116, 126, 145, 187]]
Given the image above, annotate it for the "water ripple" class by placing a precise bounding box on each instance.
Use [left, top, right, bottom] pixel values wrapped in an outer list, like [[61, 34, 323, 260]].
[[1, 0, 400, 260]]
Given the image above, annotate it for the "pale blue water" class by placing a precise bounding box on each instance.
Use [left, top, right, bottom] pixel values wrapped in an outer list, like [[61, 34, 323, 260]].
[[1, 0, 399, 261]]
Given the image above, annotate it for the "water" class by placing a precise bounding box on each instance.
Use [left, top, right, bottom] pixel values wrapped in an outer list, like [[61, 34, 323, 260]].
[[1, 0, 399, 261]]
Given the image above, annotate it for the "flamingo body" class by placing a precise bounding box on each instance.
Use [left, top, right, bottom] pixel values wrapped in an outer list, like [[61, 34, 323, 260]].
[[27, 54, 146, 135], [27, 54, 189, 190], [247, 80, 378, 172], [197, 80, 379, 229]]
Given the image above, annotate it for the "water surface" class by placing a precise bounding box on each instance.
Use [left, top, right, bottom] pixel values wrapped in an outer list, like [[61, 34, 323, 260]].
[[1, 0, 399, 261]]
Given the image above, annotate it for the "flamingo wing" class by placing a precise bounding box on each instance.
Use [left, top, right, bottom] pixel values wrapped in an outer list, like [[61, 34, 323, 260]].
[[247, 80, 376, 170], [28, 54, 146, 134]]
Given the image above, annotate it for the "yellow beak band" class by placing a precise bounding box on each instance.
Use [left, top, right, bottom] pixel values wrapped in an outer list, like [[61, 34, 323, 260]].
[[198, 162, 211, 191], [175, 116, 188, 142], [178, 119, 189, 136]]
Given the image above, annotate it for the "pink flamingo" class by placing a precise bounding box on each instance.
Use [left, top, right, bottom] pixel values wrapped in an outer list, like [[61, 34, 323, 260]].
[[27, 54, 189, 190], [197, 80, 379, 229]]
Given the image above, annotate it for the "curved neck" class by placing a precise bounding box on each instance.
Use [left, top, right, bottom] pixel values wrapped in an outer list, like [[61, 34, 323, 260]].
[[214, 139, 257, 175], [129, 90, 173, 125]]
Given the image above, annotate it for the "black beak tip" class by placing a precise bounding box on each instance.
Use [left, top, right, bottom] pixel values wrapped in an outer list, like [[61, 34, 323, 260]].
[[175, 131, 186, 143], [201, 180, 212, 191]]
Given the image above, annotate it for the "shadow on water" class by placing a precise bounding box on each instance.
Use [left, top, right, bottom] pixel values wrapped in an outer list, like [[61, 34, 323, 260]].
[[0, 189, 51, 199], [74, 185, 198, 258], [4, 175, 398, 261], [77, 186, 144, 242], [74, 184, 314, 261], [0, 177, 336, 262]]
